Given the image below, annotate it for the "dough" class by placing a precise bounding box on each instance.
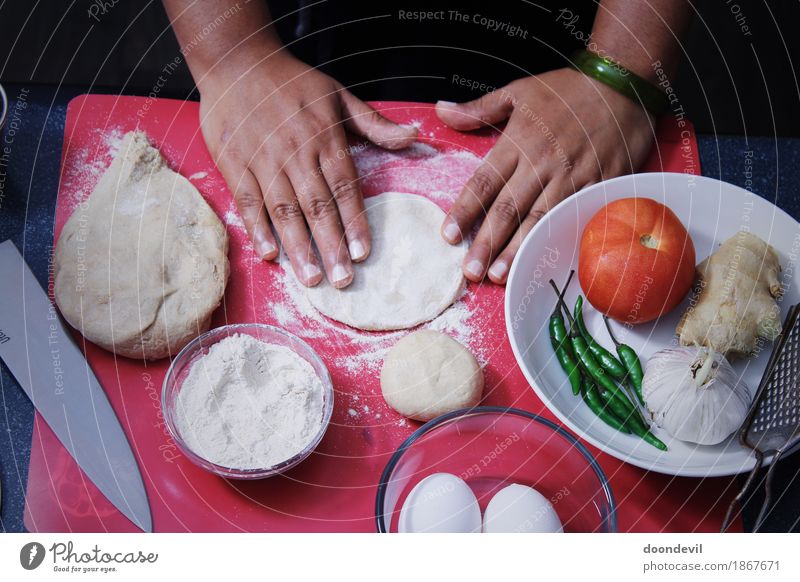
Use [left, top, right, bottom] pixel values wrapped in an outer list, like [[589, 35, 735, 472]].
[[54, 131, 229, 359], [302, 192, 467, 330], [381, 330, 483, 421]]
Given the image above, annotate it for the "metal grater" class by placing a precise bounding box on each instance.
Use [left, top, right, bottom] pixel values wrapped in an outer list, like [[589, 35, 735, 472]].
[[722, 304, 800, 532]]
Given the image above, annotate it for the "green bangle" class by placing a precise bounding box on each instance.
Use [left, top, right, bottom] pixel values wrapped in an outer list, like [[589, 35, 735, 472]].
[[571, 49, 669, 116]]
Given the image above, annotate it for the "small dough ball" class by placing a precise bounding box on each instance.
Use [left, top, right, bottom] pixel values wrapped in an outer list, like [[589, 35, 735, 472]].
[[381, 330, 483, 421]]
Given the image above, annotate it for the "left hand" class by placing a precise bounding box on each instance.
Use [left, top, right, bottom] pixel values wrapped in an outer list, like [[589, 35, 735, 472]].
[[436, 67, 655, 284]]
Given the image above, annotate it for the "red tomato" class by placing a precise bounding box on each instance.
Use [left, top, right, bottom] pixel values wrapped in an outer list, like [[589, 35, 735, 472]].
[[578, 197, 695, 324]]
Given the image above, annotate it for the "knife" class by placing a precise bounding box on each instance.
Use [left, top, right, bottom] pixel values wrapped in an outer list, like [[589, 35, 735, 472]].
[[0, 240, 151, 532]]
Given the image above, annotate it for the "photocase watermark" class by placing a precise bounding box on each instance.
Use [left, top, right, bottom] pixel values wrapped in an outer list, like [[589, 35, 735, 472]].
[[0, 87, 30, 211], [779, 232, 800, 301], [555, 8, 628, 76], [622, 274, 655, 331], [137, 56, 183, 118], [397, 9, 529, 39], [87, 0, 121, 22], [19, 542, 46, 571], [651, 60, 696, 179], [64, 201, 92, 293], [512, 485, 570, 532], [448, 75, 573, 171], [723, 0, 753, 37], [42, 247, 68, 397], [510, 246, 561, 331], [143, 372, 182, 464], [294, 141, 369, 199], [460, 432, 521, 480], [518, 103, 573, 171], [138, 2, 244, 118], [21, 540, 158, 573], [743, 149, 754, 192], [451, 73, 497, 95]]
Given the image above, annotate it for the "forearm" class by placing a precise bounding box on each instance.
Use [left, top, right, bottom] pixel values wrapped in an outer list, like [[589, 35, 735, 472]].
[[162, 0, 283, 87], [591, 0, 691, 82]]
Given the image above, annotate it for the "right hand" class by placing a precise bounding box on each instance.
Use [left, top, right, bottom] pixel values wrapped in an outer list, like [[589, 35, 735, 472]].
[[198, 51, 417, 288]]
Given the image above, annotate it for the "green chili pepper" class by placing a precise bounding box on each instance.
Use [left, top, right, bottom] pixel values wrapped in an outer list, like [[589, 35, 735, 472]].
[[603, 315, 646, 406], [551, 322, 582, 395], [570, 330, 633, 410], [550, 276, 664, 451], [547, 280, 635, 409], [549, 272, 581, 395], [581, 381, 631, 433], [625, 415, 668, 451], [596, 386, 638, 424], [574, 296, 626, 380]]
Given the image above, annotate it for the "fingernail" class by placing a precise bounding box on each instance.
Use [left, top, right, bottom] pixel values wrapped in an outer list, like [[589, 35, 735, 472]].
[[437, 100, 456, 107], [331, 263, 350, 285], [442, 220, 461, 243], [489, 260, 508, 282], [465, 259, 484, 278], [349, 240, 367, 261], [302, 263, 322, 284], [257, 239, 277, 260]]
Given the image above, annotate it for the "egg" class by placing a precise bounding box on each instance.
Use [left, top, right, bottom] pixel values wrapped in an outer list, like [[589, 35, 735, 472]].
[[399, 473, 481, 533], [482, 484, 563, 533]]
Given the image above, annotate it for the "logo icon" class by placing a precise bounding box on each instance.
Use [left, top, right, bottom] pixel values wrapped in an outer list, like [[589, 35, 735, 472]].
[[20, 542, 46, 570]]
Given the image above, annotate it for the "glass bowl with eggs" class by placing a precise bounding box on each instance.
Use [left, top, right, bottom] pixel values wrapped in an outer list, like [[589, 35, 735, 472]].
[[376, 407, 616, 533], [162, 323, 334, 479]]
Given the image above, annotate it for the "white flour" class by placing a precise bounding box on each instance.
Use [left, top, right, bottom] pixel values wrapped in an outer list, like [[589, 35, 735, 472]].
[[174, 334, 324, 469]]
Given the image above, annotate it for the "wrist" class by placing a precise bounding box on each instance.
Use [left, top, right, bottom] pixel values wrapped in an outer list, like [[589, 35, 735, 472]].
[[571, 50, 668, 116], [194, 34, 289, 95]]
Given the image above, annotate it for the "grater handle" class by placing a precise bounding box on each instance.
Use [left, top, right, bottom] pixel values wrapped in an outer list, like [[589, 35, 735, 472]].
[[721, 450, 764, 532], [753, 446, 788, 531]]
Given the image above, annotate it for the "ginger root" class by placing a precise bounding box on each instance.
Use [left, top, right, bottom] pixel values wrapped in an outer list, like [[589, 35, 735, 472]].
[[676, 231, 782, 357]]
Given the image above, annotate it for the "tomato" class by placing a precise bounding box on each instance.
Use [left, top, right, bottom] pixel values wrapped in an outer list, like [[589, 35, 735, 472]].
[[578, 197, 695, 324]]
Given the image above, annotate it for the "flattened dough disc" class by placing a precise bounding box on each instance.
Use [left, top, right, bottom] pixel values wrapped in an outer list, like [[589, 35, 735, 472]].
[[302, 192, 467, 331]]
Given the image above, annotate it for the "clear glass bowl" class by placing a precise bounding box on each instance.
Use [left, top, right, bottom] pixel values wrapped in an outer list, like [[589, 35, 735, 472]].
[[162, 323, 333, 479], [375, 407, 616, 532]]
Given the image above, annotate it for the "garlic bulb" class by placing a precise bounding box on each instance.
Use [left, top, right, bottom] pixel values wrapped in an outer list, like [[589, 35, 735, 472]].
[[642, 347, 751, 445]]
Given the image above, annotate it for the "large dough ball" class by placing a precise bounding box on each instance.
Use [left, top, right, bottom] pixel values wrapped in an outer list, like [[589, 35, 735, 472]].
[[54, 131, 229, 360], [381, 330, 483, 421]]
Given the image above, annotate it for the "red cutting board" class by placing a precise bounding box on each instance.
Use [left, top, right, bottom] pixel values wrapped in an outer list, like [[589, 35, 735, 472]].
[[24, 95, 741, 533]]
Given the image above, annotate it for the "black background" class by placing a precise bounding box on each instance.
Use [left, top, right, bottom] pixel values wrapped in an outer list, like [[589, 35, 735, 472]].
[[0, 0, 798, 136]]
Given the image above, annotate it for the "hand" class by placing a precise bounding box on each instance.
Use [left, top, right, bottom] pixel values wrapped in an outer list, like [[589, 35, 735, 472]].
[[435, 67, 655, 284], [198, 51, 417, 288]]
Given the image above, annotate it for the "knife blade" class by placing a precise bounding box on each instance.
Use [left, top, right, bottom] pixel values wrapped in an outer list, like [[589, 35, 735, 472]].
[[0, 240, 151, 532]]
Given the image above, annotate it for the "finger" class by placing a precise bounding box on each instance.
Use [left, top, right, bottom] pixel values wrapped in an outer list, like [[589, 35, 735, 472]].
[[217, 158, 278, 260], [340, 89, 418, 150], [258, 169, 323, 287], [441, 148, 517, 245], [287, 158, 354, 289], [462, 169, 542, 282], [435, 91, 513, 131], [487, 177, 574, 284], [320, 132, 371, 262]]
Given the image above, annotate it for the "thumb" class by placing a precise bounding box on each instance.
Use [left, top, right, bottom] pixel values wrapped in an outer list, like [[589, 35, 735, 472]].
[[435, 91, 513, 131], [340, 90, 418, 150]]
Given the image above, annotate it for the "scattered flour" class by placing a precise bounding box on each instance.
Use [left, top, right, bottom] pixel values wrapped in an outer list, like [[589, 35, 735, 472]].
[[189, 171, 209, 181], [174, 333, 325, 469], [61, 127, 125, 208], [224, 208, 245, 230], [262, 145, 490, 387], [216, 141, 489, 427]]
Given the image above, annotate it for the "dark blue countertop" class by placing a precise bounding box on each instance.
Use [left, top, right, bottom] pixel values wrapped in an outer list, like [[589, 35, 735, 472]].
[[1, 85, 798, 533]]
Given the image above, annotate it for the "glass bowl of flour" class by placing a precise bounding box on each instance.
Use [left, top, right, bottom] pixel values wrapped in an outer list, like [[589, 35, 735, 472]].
[[162, 323, 333, 479]]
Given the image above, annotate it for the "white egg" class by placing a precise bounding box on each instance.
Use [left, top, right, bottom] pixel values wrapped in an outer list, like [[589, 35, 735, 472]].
[[399, 473, 481, 533], [482, 484, 563, 533]]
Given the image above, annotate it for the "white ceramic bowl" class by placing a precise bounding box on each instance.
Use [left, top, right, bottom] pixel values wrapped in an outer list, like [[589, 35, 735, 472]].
[[505, 172, 800, 477]]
